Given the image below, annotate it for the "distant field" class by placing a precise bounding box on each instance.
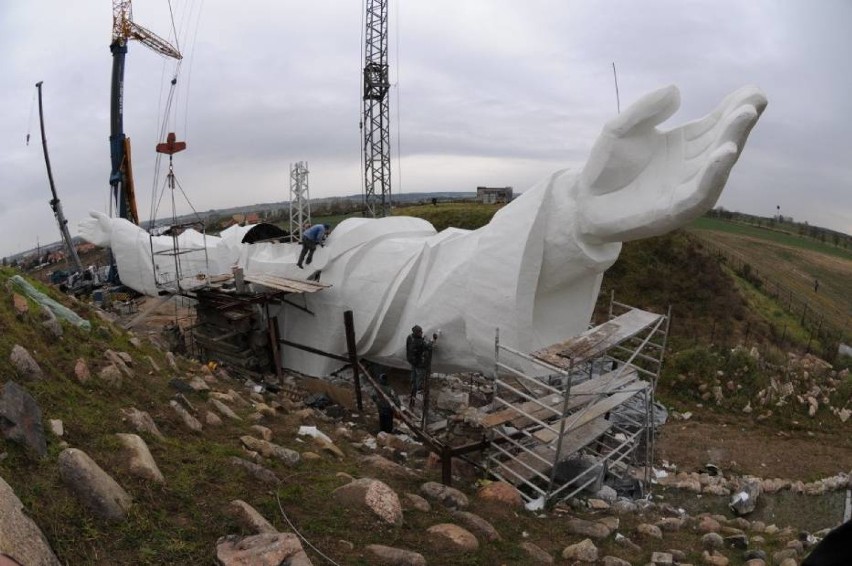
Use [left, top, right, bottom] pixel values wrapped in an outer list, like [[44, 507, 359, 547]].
[[690, 217, 852, 261], [689, 218, 851, 341]]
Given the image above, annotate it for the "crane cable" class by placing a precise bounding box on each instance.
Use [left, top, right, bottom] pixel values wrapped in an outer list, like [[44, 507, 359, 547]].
[[25, 89, 36, 146], [148, 0, 204, 229]]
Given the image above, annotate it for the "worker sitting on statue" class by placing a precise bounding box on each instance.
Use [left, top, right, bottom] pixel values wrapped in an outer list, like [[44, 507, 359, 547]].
[[297, 223, 330, 269]]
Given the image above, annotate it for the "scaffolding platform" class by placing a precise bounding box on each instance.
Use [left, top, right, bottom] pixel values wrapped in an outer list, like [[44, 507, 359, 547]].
[[485, 297, 669, 505]]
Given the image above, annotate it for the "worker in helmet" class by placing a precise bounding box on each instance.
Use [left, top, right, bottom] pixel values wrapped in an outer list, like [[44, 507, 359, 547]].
[[297, 223, 330, 269], [405, 325, 438, 409]]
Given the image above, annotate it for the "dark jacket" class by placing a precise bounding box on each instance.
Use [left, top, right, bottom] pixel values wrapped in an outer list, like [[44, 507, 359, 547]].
[[406, 333, 432, 369]]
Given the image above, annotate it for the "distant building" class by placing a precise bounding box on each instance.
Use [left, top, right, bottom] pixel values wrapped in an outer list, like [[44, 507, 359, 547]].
[[476, 186, 513, 204]]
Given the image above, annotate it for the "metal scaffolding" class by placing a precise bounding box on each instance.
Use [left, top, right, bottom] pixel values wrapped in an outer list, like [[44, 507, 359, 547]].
[[361, 0, 391, 218], [484, 296, 670, 505], [289, 161, 311, 242]]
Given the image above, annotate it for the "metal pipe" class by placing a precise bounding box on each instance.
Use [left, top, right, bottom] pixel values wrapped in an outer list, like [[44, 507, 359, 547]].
[[343, 310, 363, 412]]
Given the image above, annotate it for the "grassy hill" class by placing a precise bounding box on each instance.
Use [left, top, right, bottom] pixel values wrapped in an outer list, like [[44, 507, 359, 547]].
[[2, 205, 849, 564]]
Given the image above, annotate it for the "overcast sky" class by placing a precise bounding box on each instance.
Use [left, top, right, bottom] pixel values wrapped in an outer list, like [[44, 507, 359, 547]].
[[1, 0, 850, 259]]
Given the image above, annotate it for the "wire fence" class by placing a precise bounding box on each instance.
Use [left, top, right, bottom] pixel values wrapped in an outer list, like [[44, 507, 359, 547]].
[[695, 238, 848, 363]]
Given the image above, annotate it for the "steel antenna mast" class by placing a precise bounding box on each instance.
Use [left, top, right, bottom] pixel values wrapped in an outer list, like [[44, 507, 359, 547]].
[[361, 0, 392, 217]]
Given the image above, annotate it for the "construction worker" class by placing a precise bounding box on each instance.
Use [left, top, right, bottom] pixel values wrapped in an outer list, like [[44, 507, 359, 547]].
[[297, 223, 330, 269], [406, 325, 437, 409], [371, 373, 399, 433]]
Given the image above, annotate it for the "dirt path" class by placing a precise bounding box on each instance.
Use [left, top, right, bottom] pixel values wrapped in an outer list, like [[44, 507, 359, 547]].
[[657, 413, 852, 481]]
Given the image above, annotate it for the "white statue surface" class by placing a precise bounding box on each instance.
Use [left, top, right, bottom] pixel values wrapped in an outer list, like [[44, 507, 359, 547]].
[[81, 85, 767, 376]]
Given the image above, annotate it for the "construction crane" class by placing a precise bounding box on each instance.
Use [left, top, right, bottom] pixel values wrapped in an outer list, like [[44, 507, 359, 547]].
[[109, 0, 181, 225], [361, 0, 392, 218], [34, 81, 84, 275]]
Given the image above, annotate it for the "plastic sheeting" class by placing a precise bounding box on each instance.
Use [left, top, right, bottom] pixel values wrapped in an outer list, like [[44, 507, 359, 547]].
[[9, 275, 91, 330]]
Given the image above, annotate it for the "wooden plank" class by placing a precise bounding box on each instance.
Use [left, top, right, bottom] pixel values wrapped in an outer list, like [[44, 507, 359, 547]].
[[533, 382, 648, 444], [508, 371, 638, 429], [531, 309, 662, 368], [499, 416, 612, 483], [482, 367, 638, 429], [244, 274, 331, 294]]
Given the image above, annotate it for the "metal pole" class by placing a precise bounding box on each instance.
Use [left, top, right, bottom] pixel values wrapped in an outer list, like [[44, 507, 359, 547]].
[[343, 310, 363, 412], [546, 357, 574, 505], [35, 81, 84, 274]]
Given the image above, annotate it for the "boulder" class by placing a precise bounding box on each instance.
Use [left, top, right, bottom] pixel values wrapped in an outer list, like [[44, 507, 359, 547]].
[[561, 538, 598, 562], [58, 448, 132, 521], [651, 551, 673, 565], [564, 517, 611, 539], [239, 437, 300, 466], [450, 510, 501, 541], [228, 500, 276, 534], [333, 478, 402, 526], [188, 376, 210, 392], [730, 478, 761, 516], [170, 400, 203, 432], [520, 541, 554, 564], [636, 523, 663, 539], [205, 411, 223, 426], [229, 457, 280, 485], [9, 345, 43, 381], [419, 481, 469, 509], [104, 350, 132, 377], [120, 407, 165, 440], [215, 532, 312, 566], [250, 425, 273, 442], [12, 293, 28, 317], [426, 523, 479, 553], [211, 399, 242, 421], [73, 358, 91, 383], [0, 474, 62, 565], [0, 381, 47, 456], [476, 481, 524, 508], [403, 492, 431, 512], [116, 433, 165, 483], [361, 455, 419, 478], [602, 557, 631, 566], [698, 517, 722, 533], [98, 364, 123, 387], [657, 517, 685, 532], [702, 550, 730, 566], [702, 532, 724, 550], [364, 544, 426, 566]]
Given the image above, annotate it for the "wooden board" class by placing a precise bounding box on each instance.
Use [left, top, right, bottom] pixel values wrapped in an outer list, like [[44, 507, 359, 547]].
[[531, 309, 662, 368], [498, 416, 612, 483], [482, 367, 638, 429], [532, 382, 648, 444], [508, 371, 638, 429], [243, 274, 332, 294]]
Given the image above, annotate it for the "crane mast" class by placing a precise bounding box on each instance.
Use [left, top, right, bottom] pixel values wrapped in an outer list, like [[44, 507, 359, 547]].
[[109, 0, 181, 225], [362, 0, 392, 218], [35, 81, 84, 274]]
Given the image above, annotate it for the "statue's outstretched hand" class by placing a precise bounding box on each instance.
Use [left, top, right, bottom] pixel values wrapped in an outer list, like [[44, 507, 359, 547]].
[[578, 85, 767, 243], [78, 211, 114, 247]]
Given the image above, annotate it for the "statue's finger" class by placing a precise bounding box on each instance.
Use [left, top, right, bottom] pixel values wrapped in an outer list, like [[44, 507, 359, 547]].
[[718, 105, 760, 157], [672, 142, 738, 218], [605, 85, 681, 136], [683, 86, 766, 141]]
